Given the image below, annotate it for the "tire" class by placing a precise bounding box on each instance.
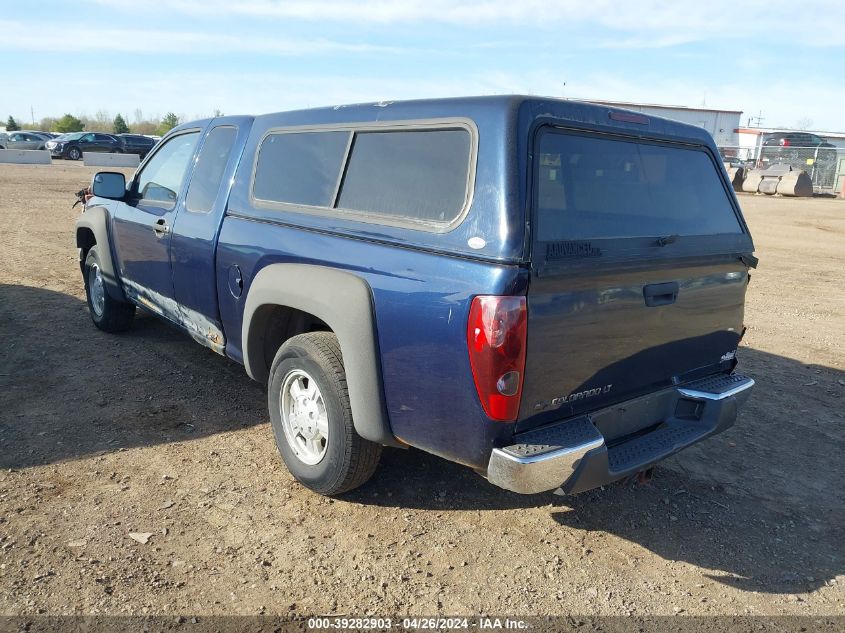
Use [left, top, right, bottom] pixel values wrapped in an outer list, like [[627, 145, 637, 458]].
[[67, 146, 81, 160], [83, 246, 135, 332], [268, 332, 381, 495]]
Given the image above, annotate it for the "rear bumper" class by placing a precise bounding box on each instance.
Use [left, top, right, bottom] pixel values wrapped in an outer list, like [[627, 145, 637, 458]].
[[487, 373, 754, 495]]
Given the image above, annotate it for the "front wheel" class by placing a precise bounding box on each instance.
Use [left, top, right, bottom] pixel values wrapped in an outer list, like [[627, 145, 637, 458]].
[[67, 146, 81, 160], [84, 246, 135, 332], [268, 332, 381, 495]]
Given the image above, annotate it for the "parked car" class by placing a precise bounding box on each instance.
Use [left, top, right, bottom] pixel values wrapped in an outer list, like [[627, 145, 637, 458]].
[[760, 131, 837, 175], [0, 131, 49, 150], [762, 131, 834, 149], [46, 132, 124, 160], [76, 96, 756, 498], [721, 156, 749, 169], [117, 133, 157, 158]]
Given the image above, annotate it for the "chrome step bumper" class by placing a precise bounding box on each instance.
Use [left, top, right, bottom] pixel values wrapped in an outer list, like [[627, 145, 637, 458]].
[[487, 373, 754, 495]]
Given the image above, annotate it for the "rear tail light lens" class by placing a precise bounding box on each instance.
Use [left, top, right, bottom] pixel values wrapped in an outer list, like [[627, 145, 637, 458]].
[[467, 296, 527, 422], [781, 139, 790, 146]]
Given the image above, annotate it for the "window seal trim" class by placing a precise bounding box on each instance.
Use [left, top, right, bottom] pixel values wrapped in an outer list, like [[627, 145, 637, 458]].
[[329, 131, 355, 209], [248, 117, 479, 234]]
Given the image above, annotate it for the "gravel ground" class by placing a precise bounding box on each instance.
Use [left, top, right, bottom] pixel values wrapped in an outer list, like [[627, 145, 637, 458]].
[[0, 162, 843, 619]]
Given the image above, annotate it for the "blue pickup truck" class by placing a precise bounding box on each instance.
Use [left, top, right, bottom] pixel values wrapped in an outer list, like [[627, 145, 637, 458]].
[[76, 96, 756, 497]]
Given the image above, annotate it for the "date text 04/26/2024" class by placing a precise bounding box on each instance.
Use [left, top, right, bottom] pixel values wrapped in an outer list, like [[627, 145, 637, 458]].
[[307, 617, 529, 630]]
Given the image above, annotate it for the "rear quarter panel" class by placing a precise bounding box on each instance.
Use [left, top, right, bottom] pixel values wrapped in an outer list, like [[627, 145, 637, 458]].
[[216, 220, 527, 468]]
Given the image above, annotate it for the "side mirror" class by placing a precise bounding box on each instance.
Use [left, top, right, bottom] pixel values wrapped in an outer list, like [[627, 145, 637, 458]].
[[91, 171, 126, 199]]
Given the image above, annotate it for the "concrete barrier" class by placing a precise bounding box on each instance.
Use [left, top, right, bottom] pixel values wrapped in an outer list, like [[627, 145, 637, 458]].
[[0, 149, 52, 165], [776, 171, 813, 197], [742, 170, 763, 193], [743, 163, 813, 197], [727, 166, 746, 191], [757, 177, 780, 195], [82, 153, 140, 168]]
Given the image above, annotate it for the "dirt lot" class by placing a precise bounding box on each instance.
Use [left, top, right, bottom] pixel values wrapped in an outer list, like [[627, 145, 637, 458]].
[[0, 162, 843, 619]]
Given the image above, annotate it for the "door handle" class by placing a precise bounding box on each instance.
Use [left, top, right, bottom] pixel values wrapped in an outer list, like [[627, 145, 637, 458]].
[[153, 218, 170, 238], [643, 281, 679, 307]]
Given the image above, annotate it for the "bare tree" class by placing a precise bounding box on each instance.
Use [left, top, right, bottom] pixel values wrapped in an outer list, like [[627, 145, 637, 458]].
[[91, 110, 112, 132], [793, 117, 814, 130], [38, 116, 58, 131]]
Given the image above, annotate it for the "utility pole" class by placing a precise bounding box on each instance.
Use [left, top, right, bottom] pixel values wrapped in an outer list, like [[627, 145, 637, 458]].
[[31, 105, 35, 126]]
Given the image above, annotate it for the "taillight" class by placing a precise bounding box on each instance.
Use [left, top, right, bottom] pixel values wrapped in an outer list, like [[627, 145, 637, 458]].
[[781, 139, 790, 146], [467, 296, 528, 422]]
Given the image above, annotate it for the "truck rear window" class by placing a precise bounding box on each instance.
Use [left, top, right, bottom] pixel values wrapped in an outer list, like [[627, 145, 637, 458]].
[[535, 131, 742, 240]]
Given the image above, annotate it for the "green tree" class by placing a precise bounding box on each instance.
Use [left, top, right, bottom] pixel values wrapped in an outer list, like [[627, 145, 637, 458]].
[[156, 112, 179, 136], [6, 116, 20, 131], [54, 114, 84, 133], [113, 113, 130, 134]]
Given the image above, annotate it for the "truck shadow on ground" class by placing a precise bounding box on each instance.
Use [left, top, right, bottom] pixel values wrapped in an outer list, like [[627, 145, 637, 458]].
[[0, 284, 266, 470], [352, 345, 845, 597], [2, 284, 842, 596]]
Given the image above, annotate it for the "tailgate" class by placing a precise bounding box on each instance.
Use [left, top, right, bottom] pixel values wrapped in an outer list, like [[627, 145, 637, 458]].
[[518, 126, 754, 431]]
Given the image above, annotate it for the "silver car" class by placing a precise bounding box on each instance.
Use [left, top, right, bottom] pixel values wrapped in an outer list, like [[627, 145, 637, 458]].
[[0, 131, 49, 150]]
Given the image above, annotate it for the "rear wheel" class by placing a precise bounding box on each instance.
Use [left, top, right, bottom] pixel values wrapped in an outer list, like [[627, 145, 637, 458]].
[[67, 146, 81, 160], [268, 332, 381, 495], [84, 246, 135, 332]]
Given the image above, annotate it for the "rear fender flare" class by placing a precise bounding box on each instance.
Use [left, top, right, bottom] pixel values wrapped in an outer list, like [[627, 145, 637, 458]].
[[242, 263, 398, 447], [75, 204, 127, 302]]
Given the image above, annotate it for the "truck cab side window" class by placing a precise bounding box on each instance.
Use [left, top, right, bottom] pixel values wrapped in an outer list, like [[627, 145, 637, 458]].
[[135, 132, 200, 210], [185, 126, 238, 213]]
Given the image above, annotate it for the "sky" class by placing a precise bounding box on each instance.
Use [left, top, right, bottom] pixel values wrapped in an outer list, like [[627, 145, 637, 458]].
[[2, 0, 844, 131]]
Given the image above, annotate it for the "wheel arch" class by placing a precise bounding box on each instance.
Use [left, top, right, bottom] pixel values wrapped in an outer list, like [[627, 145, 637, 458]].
[[75, 205, 127, 301], [242, 263, 399, 447]]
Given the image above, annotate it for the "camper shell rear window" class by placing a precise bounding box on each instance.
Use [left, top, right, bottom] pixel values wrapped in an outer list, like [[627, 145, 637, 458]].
[[534, 129, 743, 242]]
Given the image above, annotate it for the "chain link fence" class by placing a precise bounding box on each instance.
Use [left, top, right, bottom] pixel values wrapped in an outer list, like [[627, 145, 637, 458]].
[[719, 145, 845, 195]]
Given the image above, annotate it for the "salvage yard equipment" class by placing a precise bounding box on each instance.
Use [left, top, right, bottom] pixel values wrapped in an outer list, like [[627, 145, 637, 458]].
[[740, 163, 813, 197]]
